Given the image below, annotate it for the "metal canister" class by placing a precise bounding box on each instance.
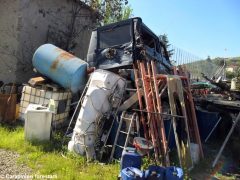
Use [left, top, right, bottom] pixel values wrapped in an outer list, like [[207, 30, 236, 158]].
[[32, 44, 88, 93]]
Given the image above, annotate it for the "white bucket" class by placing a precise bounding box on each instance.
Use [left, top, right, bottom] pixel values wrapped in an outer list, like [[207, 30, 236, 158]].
[[68, 70, 126, 159]]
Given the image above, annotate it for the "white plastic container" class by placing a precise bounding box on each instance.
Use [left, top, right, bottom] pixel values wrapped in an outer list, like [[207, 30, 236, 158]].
[[24, 104, 52, 141], [68, 69, 126, 159], [231, 78, 237, 91], [231, 78, 240, 91]]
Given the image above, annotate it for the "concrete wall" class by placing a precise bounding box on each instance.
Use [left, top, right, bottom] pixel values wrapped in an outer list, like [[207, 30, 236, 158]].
[[0, 0, 96, 84], [0, 0, 20, 83]]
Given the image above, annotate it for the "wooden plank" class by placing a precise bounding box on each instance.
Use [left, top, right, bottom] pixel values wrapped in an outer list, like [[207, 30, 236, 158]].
[[28, 77, 46, 86], [118, 89, 143, 111]]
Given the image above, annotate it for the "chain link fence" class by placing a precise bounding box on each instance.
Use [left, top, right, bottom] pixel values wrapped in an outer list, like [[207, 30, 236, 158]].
[[170, 45, 221, 80]]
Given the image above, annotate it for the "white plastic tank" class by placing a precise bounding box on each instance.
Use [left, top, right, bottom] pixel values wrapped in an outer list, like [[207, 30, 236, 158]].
[[68, 69, 126, 159], [24, 104, 52, 141], [19, 85, 72, 124]]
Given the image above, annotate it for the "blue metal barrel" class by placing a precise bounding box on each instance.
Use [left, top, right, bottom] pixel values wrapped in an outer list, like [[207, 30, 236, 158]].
[[32, 44, 88, 93]]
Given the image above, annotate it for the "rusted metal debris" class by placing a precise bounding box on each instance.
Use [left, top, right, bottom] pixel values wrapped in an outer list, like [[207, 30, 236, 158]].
[[133, 59, 203, 167], [0, 84, 17, 123]]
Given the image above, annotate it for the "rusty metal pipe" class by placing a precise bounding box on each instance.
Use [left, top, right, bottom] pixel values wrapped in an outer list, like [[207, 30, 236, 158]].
[[139, 61, 160, 162], [151, 61, 170, 166], [133, 62, 148, 140]]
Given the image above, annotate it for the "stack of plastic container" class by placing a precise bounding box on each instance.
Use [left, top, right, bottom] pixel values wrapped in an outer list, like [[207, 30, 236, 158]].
[[120, 148, 143, 180], [120, 147, 184, 180]]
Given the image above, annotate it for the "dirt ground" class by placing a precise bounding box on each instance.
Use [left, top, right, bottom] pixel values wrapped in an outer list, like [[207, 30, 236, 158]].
[[0, 149, 32, 180], [190, 144, 240, 180]]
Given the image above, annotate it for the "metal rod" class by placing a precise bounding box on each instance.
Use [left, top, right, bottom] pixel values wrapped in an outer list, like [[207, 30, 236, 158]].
[[204, 117, 222, 143], [123, 113, 136, 148], [139, 61, 160, 162], [133, 62, 148, 140], [184, 78, 204, 158], [62, 80, 90, 146], [125, 88, 137, 92], [145, 74, 188, 80], [212, 112, 240, 168], [109, 111, 125, 162], [132, 109, 185, 119], [147, 61, 164, 163], [159, 84, 167, 98], [151, 61, 170, 166]]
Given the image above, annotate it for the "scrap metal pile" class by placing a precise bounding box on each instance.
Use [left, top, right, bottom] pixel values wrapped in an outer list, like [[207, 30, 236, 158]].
[[64, 17, 204, 169], [190, 59, 240, 168], [9, 17, 204, 176]]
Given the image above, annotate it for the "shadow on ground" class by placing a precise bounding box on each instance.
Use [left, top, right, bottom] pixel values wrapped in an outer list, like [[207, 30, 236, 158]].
[[190, 143, 240, 180]]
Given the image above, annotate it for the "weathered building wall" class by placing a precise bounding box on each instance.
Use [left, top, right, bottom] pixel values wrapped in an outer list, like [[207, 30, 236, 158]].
[[0, 0, 20, 83], [0, 0, 96, 84]]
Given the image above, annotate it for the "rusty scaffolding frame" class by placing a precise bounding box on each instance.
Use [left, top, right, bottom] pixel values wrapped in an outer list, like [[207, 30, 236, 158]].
[[133, 59, 204, 167]]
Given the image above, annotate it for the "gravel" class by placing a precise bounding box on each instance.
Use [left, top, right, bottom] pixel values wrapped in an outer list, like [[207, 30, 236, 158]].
[[0, 149, 32, 180]]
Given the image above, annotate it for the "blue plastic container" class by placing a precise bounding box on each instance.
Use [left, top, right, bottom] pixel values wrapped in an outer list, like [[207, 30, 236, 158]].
[[144, 165, 166, 180], [121, 148, 142, 170], [196, 108, 219, 140], [165, 166, 183, 180], [121, 167, 144, 180], [32, 44, 88, 93]]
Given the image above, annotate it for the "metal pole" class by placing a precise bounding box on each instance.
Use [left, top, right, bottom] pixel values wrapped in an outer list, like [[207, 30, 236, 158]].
[[212, 112, 240, 168], [204, 117, 222, 143], [139, 61, 160, 162], [133, 62, 148, 139], [132, 109, 185, 119], [151, 61, 170, 166]]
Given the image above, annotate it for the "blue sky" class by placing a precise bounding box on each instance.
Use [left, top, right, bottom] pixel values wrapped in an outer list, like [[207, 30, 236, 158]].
[[128, 0, 239, 59]]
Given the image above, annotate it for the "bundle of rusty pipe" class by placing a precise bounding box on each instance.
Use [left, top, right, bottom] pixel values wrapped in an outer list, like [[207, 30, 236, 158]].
[[133, 60, 170, 166], [133, 60, 204, 167]]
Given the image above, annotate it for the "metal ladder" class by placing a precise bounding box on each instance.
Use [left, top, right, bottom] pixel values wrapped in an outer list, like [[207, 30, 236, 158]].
[[109, 111, 139, 162]]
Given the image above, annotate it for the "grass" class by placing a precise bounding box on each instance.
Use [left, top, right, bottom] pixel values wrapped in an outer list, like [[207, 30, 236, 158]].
[[0, 124, 239, 180], [0, 125, 119, 180]]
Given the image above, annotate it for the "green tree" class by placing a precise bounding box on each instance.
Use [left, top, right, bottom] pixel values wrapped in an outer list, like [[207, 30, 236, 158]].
[[121, 6, 133, 21], [206, 55, 211, 62], [226, 71, 235, 79], [214, 59, 225, 66], [159, 34, 174, 58], [89, 0, 133, 25]]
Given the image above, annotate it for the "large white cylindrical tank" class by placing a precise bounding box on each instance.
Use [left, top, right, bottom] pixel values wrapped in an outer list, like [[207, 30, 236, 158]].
[[68, 69, 126, 159]]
